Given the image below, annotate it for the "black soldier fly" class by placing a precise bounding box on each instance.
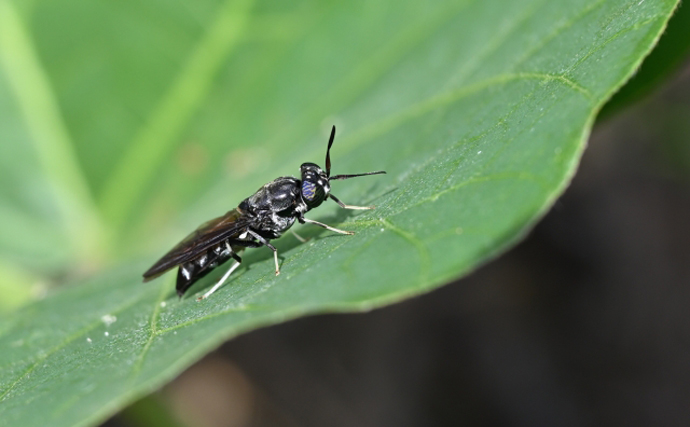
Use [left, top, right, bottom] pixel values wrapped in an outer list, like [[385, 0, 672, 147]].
[[143, 126, 385, 300]]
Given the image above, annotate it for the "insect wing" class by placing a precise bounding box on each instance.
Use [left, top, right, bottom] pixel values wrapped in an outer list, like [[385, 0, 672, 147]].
[[143, 208, 249, 281]]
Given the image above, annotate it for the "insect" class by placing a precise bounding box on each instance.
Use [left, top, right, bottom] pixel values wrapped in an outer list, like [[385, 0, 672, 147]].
[[143, 126, 385, 300]]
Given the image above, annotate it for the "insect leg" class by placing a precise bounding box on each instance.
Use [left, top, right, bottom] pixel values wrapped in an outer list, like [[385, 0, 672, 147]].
[[197, 257, 241, 301], [246, 229, 281, 275], [329, 193, 374, 210], [291, 229, 310, 243], [299, 216, 354, 235]]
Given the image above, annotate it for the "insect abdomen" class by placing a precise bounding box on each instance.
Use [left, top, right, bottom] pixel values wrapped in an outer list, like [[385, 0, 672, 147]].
[[176, 241, 233, 296]]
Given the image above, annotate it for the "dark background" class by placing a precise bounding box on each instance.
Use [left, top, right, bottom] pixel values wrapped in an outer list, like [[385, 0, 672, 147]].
[[108, 60, 690, 427]]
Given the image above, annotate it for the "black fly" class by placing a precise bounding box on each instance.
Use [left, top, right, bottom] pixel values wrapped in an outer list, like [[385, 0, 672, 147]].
[[143, 126, 385, 300]]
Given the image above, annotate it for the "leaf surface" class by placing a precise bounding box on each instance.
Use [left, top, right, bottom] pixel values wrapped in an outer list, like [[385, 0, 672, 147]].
[[0, 0, 678, 425]]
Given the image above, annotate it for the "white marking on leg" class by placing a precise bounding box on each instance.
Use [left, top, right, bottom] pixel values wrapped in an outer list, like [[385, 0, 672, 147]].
[[197, 260, 241, 301], [274, 250, 280, 276], [330, 194, 375, 210], [245, 228, 281, 275], [302, 217, 354, 235], [291, 229, 309, 243], [340, 204, 373, 210]]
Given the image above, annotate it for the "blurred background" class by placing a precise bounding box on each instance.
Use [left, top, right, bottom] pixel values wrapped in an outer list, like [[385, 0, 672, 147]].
[[106, 25, 690, 427], [1, 0, 688, 425]]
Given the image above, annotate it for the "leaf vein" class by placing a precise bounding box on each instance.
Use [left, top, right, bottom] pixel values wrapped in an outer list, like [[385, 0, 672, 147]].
[[380, 219, 430, 284], [128, 281, 169, 383]]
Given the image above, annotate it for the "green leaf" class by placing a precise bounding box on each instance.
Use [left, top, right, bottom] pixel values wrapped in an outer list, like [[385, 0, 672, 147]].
[[0, 0, 104, 268], [599, 0, 690, 118], [0, 0, 678, 425]]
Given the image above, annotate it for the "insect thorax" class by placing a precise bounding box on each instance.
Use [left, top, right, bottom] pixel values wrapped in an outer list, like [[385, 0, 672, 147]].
[[239, 176, 302, 239], [243, 177, 301, 211]]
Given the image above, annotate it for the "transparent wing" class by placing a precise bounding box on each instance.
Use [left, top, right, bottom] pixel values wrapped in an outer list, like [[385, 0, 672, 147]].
[[142, 208, 250, 281]]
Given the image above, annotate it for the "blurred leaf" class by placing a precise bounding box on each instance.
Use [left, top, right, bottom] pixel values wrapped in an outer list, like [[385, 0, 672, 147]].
[[0, 0, 104, 270], [0, 261, 42, 313], [0, 0, 679, 426], [599, 0, 690, 119]]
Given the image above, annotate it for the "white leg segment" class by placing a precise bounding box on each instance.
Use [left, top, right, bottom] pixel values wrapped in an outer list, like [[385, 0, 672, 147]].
[[330, 193, 375, 210], [197, 260, 241, 301], [302, 217, 354, 235], [273, 250, 280, 275], [291, 229, 309, 243], [338, 204, 372, 210], [245, 228, 281, 275]]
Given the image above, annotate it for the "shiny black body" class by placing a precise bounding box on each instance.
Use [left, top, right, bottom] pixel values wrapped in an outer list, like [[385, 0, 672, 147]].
[[143, 126, 385, 298], [239, 177, 303, 240]]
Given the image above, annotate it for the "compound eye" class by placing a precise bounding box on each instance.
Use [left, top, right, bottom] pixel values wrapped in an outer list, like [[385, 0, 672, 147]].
[[302, 180, 325, 207], [302, 181, 317, 201]]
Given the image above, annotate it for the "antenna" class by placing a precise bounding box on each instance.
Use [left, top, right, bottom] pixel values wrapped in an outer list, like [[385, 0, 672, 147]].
[[324, 124, 386, 181], [329, 171, 386, 181], [325, 125, 335, 178]]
